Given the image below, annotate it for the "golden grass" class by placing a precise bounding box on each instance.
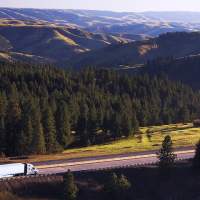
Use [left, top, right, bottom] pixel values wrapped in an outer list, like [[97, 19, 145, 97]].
[[64, 123, 197, 155], [0, 123, 198, 164]]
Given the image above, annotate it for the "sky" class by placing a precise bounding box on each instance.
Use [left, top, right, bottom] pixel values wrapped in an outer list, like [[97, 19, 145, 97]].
[[1, 0, 200, 13]]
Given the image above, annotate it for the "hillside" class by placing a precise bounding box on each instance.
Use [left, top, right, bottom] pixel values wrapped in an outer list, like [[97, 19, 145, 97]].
[[56, 31, 200, 72], [0, 20, 132, 63], [139, 54, 200, 91], [0, 60, 198, 157]]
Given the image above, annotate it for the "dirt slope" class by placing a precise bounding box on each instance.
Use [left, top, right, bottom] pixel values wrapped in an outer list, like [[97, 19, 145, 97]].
[[1, 162, 200, 200]]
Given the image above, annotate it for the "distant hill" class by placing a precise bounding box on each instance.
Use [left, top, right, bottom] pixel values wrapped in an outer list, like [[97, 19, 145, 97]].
[[1, 8, 200, 37], [55, 31, 200, 72], [0, 19, 132, 63], [105, 33, 152, 41]]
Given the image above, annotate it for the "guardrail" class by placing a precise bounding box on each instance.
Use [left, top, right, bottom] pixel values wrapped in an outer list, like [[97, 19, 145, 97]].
[[0, 157, 192, 182], [35, 150, 195, 169]]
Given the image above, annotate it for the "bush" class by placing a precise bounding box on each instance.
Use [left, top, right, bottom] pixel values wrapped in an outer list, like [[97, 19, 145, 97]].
[[0, 152, 6, 158], [85, 139, 91, 147]]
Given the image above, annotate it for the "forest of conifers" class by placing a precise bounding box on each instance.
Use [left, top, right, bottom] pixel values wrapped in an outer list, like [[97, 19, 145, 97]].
[[0, 59, 199, 157]]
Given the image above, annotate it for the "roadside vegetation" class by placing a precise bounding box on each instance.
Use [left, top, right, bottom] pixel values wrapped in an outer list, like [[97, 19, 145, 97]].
[[65, 123, 197, 154], [0, 123, 198, 164]]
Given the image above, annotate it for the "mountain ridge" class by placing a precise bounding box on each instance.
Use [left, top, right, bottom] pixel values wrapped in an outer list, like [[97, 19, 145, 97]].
[[1, 8, 200, 37]]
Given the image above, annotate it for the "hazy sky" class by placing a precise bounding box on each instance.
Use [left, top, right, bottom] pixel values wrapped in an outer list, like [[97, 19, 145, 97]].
[[1, 0, 200, 12]]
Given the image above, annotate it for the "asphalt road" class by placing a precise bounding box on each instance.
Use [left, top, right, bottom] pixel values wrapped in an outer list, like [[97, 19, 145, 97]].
[[33, 146, 195, 166], [38, 152, 194, 175], [33, 146, 196, 175]]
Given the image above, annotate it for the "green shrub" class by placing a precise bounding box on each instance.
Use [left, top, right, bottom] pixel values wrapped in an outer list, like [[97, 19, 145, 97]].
[[0, 152, 6, 158], [85, 139, 91, 147]]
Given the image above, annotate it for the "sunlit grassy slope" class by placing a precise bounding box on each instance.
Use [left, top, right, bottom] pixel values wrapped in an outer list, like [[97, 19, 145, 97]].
[[64, 123, 198, 154], [0, 123, 198, 164], [0, 19, 133, 63], [56, 32, 200, 71]]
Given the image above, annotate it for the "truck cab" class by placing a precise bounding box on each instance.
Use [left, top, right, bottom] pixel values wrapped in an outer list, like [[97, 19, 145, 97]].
[[25, 163, 39, 175]]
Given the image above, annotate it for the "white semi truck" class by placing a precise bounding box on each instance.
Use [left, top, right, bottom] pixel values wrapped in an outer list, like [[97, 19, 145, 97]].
[[0, 163, 39, 178]]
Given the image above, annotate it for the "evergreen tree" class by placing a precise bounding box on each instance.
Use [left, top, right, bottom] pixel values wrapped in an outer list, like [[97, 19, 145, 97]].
[[157, 135, 177, 177], [117, 174, 131, 200], [103, 110, 110, 141], [23, 115, 33, 155], [122, 114, 133, 139], [192, 139, 200, 173], [0, 117, 6, 155], [97, 105, 104, 131], [60, 170, 79, 200], [132, 109, 139, 134], [42, 106, 62, 153], [56, 101, 71, 148], [103, 172, 131, 200], [0, 92, 8, 119], [6, 101, 22, 156], [103, 172, 118, 200], [110, 111, 122, 140], [180, 105, 190, 124], [32, 120, 46, 155], [87, 102, 98, 143], [75, 99, 88, 144], [16, 130, 26, 156]]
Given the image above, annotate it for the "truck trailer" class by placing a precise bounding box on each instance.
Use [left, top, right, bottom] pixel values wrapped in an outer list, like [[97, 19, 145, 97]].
[[0, 163, 39, 178]]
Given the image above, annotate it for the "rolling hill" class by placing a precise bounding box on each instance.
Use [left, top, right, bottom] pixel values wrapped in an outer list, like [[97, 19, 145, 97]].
[[55, 31, 200, 72], [1, 8, 200, 37], [0, 19, 133, 63]]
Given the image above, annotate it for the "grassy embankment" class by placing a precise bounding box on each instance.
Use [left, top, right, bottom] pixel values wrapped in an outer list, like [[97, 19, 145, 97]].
[[65, 123, 197, 154], [0, 123, 198, 164]]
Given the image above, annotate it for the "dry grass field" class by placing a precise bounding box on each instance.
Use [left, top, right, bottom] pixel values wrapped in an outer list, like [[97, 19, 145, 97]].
[[0, 123, 198, 164]]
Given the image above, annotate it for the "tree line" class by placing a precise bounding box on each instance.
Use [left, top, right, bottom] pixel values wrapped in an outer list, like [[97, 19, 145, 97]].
[[140, 54, 200, 91], [0, 60, 199, 157]]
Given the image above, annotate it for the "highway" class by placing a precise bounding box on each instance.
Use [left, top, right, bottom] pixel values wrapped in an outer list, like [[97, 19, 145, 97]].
[[34, 146, 196, 175], [38, 152, 194, 175]]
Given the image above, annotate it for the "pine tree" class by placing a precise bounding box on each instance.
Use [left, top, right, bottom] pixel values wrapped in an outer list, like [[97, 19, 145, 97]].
[[87, 102, 98, 143], [6, 101, 22, 156], [180, 105, 190, 124], [157, 135, 177, 178], [132, 109, 139, 134], [0, 92, 8, 119], [0, 117, 6, 155], [60, 170, 79, 200], [122, 114, 133, 139], [32, 120, 46, 155], [75, 99, 88, 144], [56, 101, 71, 148], [103, 172, 131, 200], [103, 172, 118, 200], [192, 139, 200, 173], [23, 115, 33, 155], [117, 174, 131, 200], [16, 130, 26, 156], [103, 110, 110, 141], [97, 105, 104, 131], [110, 112, 121, 140], [42, 106, 62, 153]]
